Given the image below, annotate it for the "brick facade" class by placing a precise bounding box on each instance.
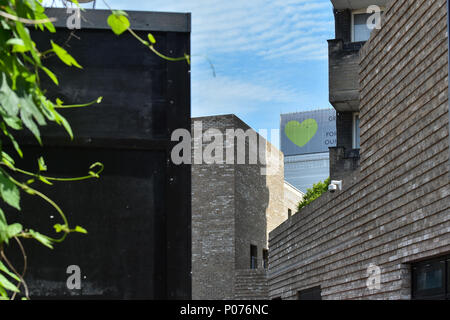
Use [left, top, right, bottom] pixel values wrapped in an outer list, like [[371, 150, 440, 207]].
[[191, 115, 303, 299], [268, 0, 450, 300]]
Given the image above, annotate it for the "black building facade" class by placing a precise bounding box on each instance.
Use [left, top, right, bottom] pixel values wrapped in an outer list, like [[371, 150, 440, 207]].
[[6, 9, 191, 299]]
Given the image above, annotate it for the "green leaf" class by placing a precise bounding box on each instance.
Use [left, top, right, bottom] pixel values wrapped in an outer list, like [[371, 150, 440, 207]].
[[0, 274, 19, 293], [1, 152, 15, 168], [0, 208, 8, 245], [0, 73, 20, 117], [148, 33, 156, 44], [0, 122, 23, 158], [0, 261, 20, 282], [57, 113, 73, 140], [74, 226, 87, 234], [20, 108, 42, 145], [6, 223, 22, 239], [0, 284, 8, 298], [6, 38, 28, 52], [14, 22, 32, 51], [50, 41, 82, 69], [7, 134, 23, 158], [41, 66, 59, 85], [18, 92, 46, 126], [15, 21, 40, 64], [0, 170, 20, 210], [28, 229, 53, 249], [0, 110, 22, 130], [6, 38, 25, 46], [37, 156, 47, 172], [107, 12, 130, 36]]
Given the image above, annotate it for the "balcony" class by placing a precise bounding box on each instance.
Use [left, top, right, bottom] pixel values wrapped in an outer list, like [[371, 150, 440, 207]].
[[328, 39, 365, 112], [329, 146, 360, 181]]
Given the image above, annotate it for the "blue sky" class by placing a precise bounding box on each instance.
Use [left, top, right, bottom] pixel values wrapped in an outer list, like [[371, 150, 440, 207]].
[[45, 0, 335, 146]]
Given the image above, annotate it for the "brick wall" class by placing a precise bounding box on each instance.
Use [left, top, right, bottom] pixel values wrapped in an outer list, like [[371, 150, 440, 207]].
[[192, 114, 287, 299], [268, 0, 450, 300], [192, 115, 237, 300], [234, 269, 268, 300]]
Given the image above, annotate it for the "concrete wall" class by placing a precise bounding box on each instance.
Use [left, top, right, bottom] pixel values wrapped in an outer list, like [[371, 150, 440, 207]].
[[263, 147, 286, 246], [283, 182, 304, 219], [269, 0, 450, 300], [328, 39, 362, 112]]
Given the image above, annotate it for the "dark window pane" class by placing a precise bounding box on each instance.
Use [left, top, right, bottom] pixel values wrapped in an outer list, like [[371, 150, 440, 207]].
[[250, 245, 258, 269], [354, 114, 360, 149], [417, 266, 443, 290], [297, 286, 322, 300], [263, 249, 268, 269], [412, 257, 447, 299]]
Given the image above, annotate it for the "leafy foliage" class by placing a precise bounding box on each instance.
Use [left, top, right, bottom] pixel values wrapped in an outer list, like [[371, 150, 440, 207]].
[[297, 177, 330, 212], [106, 9, 190, 64], [0, 0, 103, 299], [107, 10, 129, 35], [0, 0, 190, 300]]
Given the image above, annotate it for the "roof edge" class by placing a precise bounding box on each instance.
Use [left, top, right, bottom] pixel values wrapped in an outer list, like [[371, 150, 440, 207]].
[[45, 8, 191, 33]]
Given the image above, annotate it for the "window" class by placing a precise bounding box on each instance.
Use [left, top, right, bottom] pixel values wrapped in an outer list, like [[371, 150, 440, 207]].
[[412, 255, 450, 300], [352, 13, 373, 42], [297, 286, 322, 300], [250, 245, 258, 269], [351, 9, 384, 42], [352, 112, 360, 149], [263, 249, 269, 269]]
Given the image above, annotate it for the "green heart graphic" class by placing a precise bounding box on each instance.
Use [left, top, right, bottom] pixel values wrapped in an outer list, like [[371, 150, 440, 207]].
[[284, 119, 318, 147]]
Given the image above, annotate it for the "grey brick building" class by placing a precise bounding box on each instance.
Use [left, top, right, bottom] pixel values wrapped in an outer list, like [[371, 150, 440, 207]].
[[329, 0, 388, 180], [191, 114, 303, 300], [269, 0, 450, 300]]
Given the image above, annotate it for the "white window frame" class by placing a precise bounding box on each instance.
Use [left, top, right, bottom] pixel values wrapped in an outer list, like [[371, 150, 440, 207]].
[[352, 112, 360, 149]]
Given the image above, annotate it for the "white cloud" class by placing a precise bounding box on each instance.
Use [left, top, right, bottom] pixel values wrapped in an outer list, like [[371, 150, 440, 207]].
[[43, 0, 334, 129], [192, 76, 305, 117], [45, 0, 334, 62]]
